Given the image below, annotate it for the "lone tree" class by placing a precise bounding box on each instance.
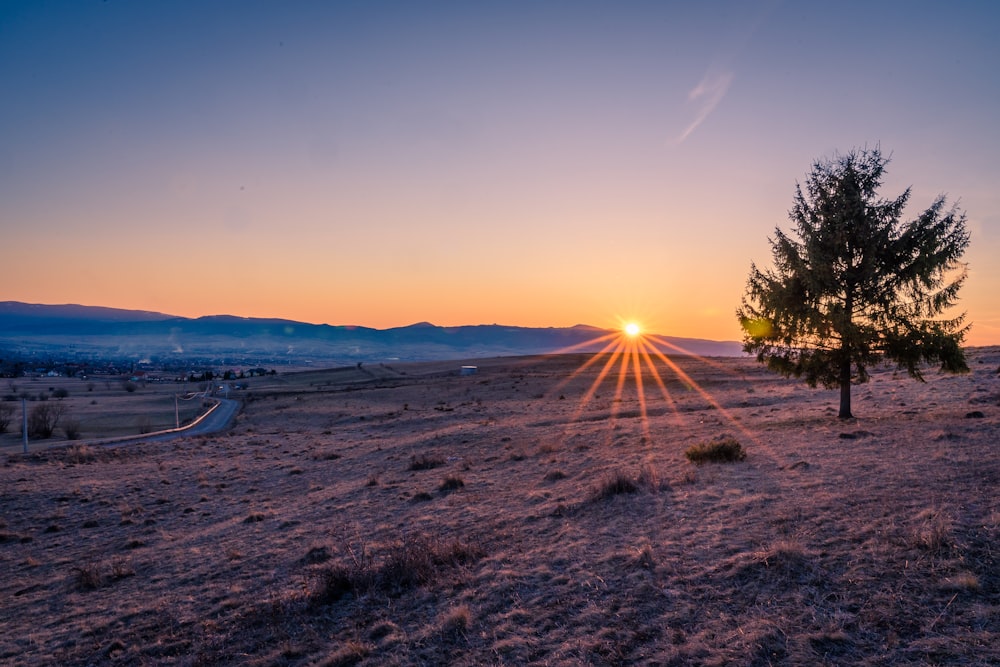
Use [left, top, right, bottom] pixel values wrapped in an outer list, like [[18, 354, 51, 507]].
[[738, 147, 969, 419]]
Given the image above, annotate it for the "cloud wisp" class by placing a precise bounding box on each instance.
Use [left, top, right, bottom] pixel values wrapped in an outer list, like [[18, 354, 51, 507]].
[[677, 70, 734, 143]]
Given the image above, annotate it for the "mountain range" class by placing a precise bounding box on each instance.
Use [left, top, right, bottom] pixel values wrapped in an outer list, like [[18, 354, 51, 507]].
[[0, 301, 743, 367]]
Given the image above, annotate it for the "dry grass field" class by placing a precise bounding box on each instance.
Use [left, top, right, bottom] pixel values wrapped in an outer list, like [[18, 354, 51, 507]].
[[0, 377, 209, 450], [1, 349, 998, 666]]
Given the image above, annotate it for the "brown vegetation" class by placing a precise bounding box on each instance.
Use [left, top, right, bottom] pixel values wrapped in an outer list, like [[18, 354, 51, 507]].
[[1, 349, 998, 665]]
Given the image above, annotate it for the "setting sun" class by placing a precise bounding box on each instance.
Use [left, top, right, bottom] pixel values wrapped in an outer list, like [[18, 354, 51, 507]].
[[625, 322, 641, 337]]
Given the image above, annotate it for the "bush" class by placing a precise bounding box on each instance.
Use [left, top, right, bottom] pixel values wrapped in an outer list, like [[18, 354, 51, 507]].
[[685, 437, 746, 464], [591, 470, 640, 500], [409, 453, 445, 471], [312, 532, 484, 604], [27, 402, 67, 439], [52, 388, 69, 399], [590, 465, 661, 501], [0, 402, 14, 433], [439, 475, 465, 492], [63, 419, 82, 440]]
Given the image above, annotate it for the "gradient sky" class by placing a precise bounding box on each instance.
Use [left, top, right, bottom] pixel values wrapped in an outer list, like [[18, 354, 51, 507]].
[[2, 1, 999, 344]]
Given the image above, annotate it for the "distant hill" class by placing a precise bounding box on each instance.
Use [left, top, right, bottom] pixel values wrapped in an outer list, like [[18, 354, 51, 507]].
[[0, 301, 744, 365]]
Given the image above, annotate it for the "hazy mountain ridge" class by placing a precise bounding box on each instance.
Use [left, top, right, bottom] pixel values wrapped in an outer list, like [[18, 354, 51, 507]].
[[0, 301, 743, 365]]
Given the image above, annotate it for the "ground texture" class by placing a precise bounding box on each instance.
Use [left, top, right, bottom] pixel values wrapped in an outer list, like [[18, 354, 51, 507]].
[[2, 349, 999, 665]]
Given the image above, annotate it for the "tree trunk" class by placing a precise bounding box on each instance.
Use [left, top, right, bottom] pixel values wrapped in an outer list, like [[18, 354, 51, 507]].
[[839, 288, 855, 419], [838, 358, 853, 419]]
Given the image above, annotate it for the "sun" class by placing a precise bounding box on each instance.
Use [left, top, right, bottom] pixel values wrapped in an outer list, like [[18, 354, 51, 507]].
[[624, 322, 641, 337]]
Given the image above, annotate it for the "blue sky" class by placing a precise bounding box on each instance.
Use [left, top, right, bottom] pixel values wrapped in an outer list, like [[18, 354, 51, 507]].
[[2, 1, 998, 343]]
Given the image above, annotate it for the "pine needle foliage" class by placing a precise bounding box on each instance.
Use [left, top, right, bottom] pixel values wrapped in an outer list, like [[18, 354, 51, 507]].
[[738, 147, 969, 418]]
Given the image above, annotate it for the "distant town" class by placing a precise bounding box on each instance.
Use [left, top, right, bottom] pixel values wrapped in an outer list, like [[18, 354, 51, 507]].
[[0, 352, 277, 386]]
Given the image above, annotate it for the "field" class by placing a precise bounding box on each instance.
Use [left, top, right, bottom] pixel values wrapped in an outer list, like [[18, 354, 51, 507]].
[[1, 349, 999, 665], [0, 376, 211, 450]]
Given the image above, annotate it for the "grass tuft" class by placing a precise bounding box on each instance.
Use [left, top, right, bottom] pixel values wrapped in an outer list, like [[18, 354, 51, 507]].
[[684, 436, 746, 464], [439, 475, 465, 492], [589, 464, 665, 501], [311, 532, 485, 604], [438, 603, 472, 636], [318, 640, 371, 667], [594, 471, 639, 498], [409, 453, 445, 471]]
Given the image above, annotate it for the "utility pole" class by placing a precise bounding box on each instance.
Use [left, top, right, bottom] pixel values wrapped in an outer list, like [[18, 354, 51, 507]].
[[21, 397, 27, 454], [175, 393, 179, 429]]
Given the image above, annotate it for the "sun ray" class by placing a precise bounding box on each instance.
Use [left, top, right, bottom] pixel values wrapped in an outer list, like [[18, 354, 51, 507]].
[[645, 343, 760, 445], [571, 338, 628, 423], [546, 334, 623, 398], [637, 339, 684, 426], [543, 318, 786, 480], [645, 333, 746, 378], [549, 331, 621, 356], [629, 337, 652, 444]]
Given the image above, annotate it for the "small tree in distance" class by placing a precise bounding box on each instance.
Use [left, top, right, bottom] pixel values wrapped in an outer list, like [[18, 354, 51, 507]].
[[28, 402, 67, 438], [738, 147, 969, 419], [0, 402, 14, 433]]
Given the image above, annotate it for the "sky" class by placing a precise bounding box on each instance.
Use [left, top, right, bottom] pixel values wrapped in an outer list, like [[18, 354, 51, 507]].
[[2, 1, 999, 345]]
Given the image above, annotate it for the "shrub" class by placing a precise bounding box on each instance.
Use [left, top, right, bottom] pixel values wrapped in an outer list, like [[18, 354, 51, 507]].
[[590, 465, 663, 501], [312, 532, 484, 604], [409, 453, 445, 471], [439, 475, 465, 492], [73, 562, 103, 590], [27, 402, 66, 438], [438, 604, 472, 635], [0, 402, 13, 433], [63, 419, 82, 440], [914, 508, 953, 553], [65, 444, 95, 463], [52, 388, 69, 399], [123, 381, 137, 393], [591, 470, 640, 500], [72, 557, 134, 591], [684, 437, 746, 464]]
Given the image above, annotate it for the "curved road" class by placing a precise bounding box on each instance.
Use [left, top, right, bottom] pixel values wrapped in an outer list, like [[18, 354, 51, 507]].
[[180, 398, 240, 437], [105, 398, 240, 447]]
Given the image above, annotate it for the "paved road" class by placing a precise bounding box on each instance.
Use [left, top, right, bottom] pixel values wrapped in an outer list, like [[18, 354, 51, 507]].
[[103, 398, 241, 447], [3, 398, 241, 454], [182, 398, 240, 437]]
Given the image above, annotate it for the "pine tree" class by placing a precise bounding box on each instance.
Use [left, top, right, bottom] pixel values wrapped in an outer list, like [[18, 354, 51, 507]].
[[737, 147, 969, 419]]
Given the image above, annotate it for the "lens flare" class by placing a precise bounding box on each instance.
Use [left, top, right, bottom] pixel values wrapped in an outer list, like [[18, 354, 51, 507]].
[[624, 322, 640, 337]]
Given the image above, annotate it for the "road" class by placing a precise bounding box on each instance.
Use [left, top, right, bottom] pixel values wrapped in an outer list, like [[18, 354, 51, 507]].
[[104, 398, 241, 447], [179, 398, 240, 437]]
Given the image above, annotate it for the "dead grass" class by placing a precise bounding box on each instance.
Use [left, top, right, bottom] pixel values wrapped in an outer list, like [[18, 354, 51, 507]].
[[311, 531, 485, 604], [0, 375, 206, 448], [408, 452, 445, 470], [684, 435, 747, 464], [1, 349, 998, 665]]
